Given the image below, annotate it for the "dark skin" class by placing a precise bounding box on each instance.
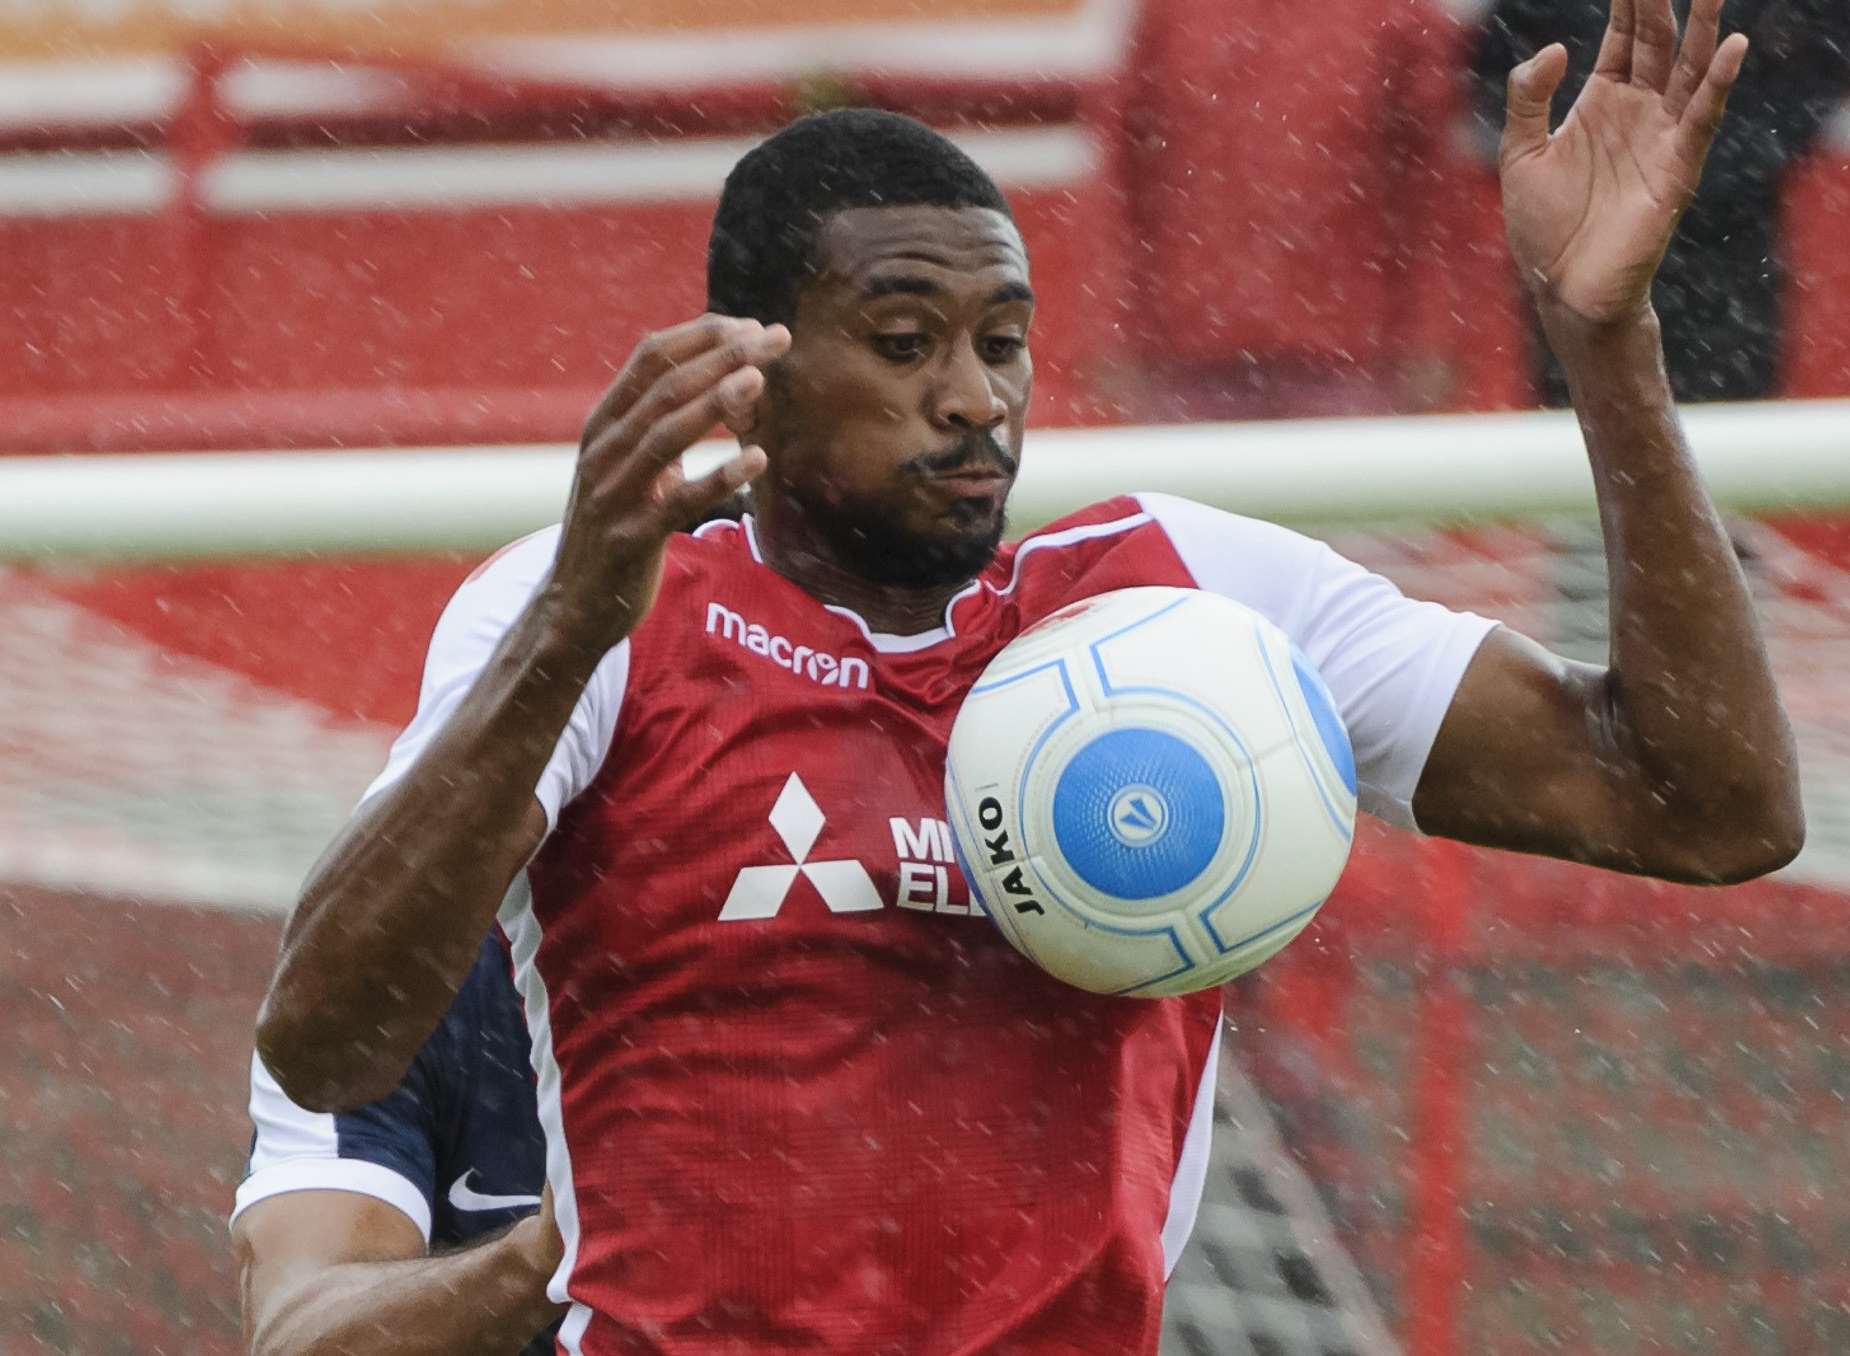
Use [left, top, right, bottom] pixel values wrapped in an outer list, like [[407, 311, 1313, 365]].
[[233, 1186, 563, 1356], [259, 0, 1800, 1124], [747, 206, 1033, 632]]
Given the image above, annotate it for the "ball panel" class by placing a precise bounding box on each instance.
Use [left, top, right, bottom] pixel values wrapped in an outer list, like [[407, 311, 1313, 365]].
[[1071, 589, 1195, 693], [1049, 728, 1225, 901], [1204, 893, 1325, 958], [1142, 907, 1320, 997], [1291, 648, 1357, 796], [1019, 693, 1263, 925], [1198, 738, 1353, 956], [1014, 853, 1200, 994], [1247, 620, 1357, 843], [949, 654, 1085, 820]]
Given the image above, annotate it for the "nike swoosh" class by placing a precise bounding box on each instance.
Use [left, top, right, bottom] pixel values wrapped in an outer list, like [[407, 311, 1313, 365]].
[[447, 1169, 542, 1213]]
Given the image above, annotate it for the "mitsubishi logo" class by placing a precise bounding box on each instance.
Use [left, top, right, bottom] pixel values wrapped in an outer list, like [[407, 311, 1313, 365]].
[[717, 773, 883, 921]]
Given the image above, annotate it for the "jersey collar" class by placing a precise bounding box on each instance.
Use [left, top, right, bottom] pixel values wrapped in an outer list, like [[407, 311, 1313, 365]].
[[726, 514, 982, 654], [723, 509, 1154, 655]]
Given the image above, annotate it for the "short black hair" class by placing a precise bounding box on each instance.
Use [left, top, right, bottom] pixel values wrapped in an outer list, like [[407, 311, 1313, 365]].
[[706, 108, 1013, 325]]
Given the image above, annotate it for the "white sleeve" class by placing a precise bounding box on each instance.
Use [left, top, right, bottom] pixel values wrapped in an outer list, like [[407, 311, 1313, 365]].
[[359, 526, 627, 830], [1138, 492, 1499, 829], [231, 1054, 435, 1241]]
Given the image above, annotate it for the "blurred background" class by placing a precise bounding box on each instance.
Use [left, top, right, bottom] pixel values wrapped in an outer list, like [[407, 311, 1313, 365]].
[[4, 1, 1850, 1353]]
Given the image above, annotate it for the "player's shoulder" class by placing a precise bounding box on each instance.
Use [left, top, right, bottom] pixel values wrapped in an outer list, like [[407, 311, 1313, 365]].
[[1127, 491, 1325, 556], [642, 513, 813, 631], [460, 524, 564, 594], [977, 494, 1338, 634], [985, 495, 1153, 574], [1002, 493, 1323, 579], [429, 526, 565, 649], [433, 520, 747, 657]]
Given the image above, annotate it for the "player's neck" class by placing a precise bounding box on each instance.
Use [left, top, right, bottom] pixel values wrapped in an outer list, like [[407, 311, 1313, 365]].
[[751, 516, 970, 637]]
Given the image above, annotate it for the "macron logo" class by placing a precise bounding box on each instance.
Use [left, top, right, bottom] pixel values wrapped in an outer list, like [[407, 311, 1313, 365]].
[[705, 602, 870, 689]]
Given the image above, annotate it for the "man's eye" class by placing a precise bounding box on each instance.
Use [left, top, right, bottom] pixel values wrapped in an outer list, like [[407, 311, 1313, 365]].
[[873, 334, 929, 361], [982, 336, 1026, 362]]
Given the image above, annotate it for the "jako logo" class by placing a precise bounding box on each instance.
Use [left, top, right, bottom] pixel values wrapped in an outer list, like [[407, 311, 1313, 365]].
[[705, 603, 870, 689]]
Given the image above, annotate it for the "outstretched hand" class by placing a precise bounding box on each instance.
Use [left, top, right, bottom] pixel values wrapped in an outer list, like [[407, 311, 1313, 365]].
[[1500, 0, 1748, 325]]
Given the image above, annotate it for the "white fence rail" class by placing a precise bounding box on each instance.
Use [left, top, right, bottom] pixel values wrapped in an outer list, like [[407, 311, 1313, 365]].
[[4, 400, 1849, 560]]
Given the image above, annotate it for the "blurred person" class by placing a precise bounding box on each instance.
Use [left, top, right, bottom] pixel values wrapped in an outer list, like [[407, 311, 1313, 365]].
[[257, 2, 1802, 1349], [1126, 0, 1471, 418], [1471, 0, 1850, 403], [232, 933, 561, 1356]]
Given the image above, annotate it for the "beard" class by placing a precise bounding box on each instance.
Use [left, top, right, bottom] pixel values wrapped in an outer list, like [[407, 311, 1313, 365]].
[[794, 480, 1009, 590], [771, 430, 1019, 591]]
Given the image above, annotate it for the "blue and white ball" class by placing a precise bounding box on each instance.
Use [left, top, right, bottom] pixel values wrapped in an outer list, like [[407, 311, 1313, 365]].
[[945, 586, 1357, 997]]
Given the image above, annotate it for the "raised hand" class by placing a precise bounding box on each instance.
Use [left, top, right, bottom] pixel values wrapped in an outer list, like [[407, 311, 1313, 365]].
[[1499, 0, 1748, 325], [549, 315, 789, 651]]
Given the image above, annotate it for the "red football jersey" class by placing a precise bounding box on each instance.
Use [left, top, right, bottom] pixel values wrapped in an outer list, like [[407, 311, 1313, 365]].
[[367, 494, 1493, 1354]]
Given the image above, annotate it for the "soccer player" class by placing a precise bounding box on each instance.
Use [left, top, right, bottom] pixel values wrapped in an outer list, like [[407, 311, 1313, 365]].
[[258, 1, 1803, 1349], [232, 934, 561, 1356]]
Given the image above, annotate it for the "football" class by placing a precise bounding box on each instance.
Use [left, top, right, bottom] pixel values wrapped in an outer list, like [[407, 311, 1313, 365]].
[[945, 586, 1357, 997]]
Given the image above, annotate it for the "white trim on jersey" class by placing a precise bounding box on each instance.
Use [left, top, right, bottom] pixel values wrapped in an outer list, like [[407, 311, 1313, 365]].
[[1160, 1017, 1224, 1278], [234, 1158, 436, 1242], [734, 514, 963, 652], [498, 871, 592, 1355], [243, 1050, 335, 1168], [234, 1052, 435, 1241], [739, 509, 1156, 654], [819, 604, 964, 652], [985, 509, 1154, 603], [358, 524, 629, 831]]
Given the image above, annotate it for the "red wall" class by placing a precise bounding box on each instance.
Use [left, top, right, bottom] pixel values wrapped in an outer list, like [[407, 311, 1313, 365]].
[[1, 180, 1128, 451], [6, 85, 1849, 450]]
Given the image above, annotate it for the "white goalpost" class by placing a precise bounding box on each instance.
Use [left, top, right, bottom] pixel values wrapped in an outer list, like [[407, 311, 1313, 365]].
[[4, 399, 1849, 559], [8, 397, 1848, 905]]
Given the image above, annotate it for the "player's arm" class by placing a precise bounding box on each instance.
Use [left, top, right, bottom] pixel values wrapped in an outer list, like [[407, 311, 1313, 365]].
[[258, 315, 789, 1112], [1410, 0, 1803, 882], [233, 1188, 563, 1356]]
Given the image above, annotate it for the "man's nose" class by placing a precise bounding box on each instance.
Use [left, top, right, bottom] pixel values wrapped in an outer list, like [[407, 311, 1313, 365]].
[[929, 337, 1008, 430]]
